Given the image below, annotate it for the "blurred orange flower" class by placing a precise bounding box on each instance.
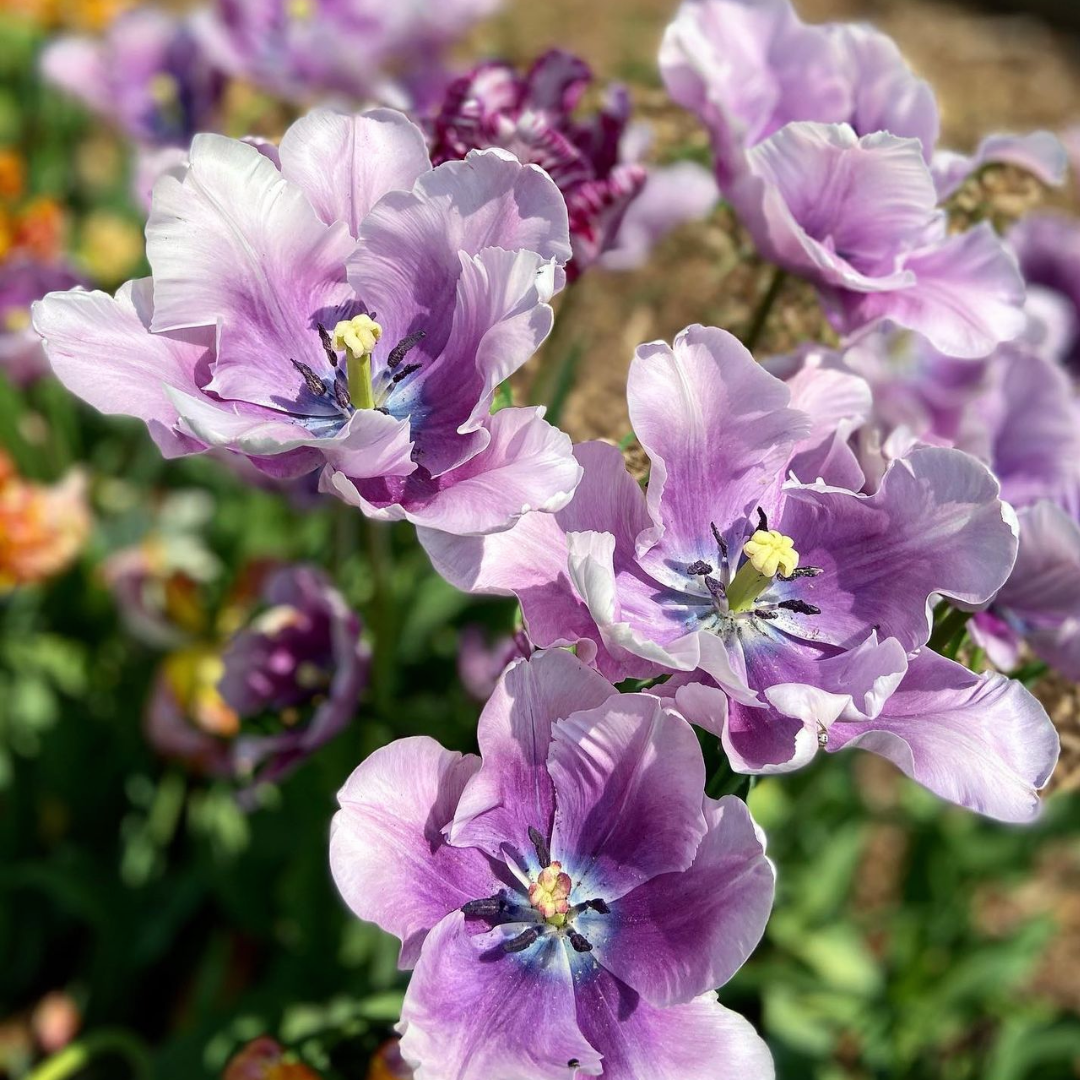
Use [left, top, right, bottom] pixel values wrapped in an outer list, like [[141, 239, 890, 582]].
[[367, 1040, 413, 1080], [0, 452, 91, 590], [223, 1037, 322, 1080], [0, 0, 136, 32]]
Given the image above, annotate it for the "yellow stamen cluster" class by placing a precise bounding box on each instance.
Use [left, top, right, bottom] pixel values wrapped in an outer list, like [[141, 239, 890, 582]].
[[528, 862, 572, 927], [742, 530, 799, 579]]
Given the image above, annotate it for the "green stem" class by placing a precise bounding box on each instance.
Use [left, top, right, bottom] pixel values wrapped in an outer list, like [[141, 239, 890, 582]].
[[928, 606, 971, 657], [365, 519, 396, 712], [530, 281, 583, 408], [27, 1030, 152, 1080], [742, 267, 787, 353]]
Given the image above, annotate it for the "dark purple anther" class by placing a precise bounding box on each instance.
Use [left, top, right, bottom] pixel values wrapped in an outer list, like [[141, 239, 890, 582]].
[[317, 323, 338, 367], [291, 358, 327, 397], [778, 599, 821, 616], [780, 566, 823, 581], [568, 932, 593, 953], [333, 380, 352, 411], [528, 825, 551, 868], [387, 329, 426, 370], [687, 560, 713, 577], [391, 362, 422, 385], [756, 507, 769, 533], [503, 927, 541, 953], [710, 521, 728, 559], [462, 894, 507, 918]]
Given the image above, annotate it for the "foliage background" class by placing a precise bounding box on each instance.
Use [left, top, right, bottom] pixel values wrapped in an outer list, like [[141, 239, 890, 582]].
[[2, 0, 1080, 1077]]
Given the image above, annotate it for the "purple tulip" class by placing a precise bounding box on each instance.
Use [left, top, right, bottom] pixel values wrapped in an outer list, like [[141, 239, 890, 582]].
[[457, 625, 531, 701], [0, 260, 84, 387], [330, 649, 776, 1079], [660, 0, 1064, 196], [1011, 211, 1080, 375], [191, 0, 501, 110], [422, 325, 1058, 820], [428, 51, 717, 277], [41, 8, 224, 149], [33, 108, 581, 536], [800, 319, 1080, 682], [660, 0, 1065, 355], [725, 122, 1026, 357], [146, 564, 368, 792]]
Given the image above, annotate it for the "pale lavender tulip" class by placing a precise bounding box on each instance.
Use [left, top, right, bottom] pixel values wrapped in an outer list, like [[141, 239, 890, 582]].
[[330, 649, 776, 1080], [422, 326, 1057, 819], [660, 0, 1063, 196], [192, 0, 501, 110], [1011, 211, 1080, 374], [41, 8, 223, 149], [775, 321, 1080, 684], [971, 501, 1080, 681], [428, 51, 717, 277], [0, 260, 85, 387], [33, 108, 580, 536], [726, 123, 1025, 357]]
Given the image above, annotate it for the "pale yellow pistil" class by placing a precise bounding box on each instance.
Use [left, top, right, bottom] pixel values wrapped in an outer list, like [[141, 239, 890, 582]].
[[726, 529, 799, 613], [528, 862, 572, 928], [332, 315, 382, 412]]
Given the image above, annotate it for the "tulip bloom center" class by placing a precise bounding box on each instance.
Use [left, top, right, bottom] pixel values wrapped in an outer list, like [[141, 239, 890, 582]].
[[528, 862, 572, 927], [333, 315, 383, 412], [727, 529, 800, 612]]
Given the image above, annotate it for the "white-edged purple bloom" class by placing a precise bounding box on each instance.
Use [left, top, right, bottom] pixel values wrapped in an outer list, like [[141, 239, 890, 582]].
[[660, 0, 1065, 197], [422, 325, 1058, 821], [191, 0, 501, 110], [33, 108, 581, 536], [41, 8, 224, 150], [428, 50, 718, 277], [330, 649, 776, 1080], [0, 259, 85, 387], [724, 122, 1026, 357]]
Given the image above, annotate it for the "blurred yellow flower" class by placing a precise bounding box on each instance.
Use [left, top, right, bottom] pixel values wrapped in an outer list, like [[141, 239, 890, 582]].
[[77, 210, 143, 284]]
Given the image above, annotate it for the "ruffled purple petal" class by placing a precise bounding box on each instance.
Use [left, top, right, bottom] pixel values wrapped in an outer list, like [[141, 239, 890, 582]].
[[418, 440, 651, 677], [398, 912, 602, 1080], [324, 407, 579, 536], [330, 737, 502, 968], [573, 963, 774, 1080], [629, 324, 808, 569], [278, 108, 432, 237], [146, 133, 359, 410], [32, 278, 211, 458], [830, 223, 1026, 358], [449, 650, 617, 866], [994, 501, 1080, 680], [548, 695, 706, 903], [827, 649, 1059, 823], [932, 131, 1067, 201], [591, 795, 773, 1007], [778, 446, 1019, 651]]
